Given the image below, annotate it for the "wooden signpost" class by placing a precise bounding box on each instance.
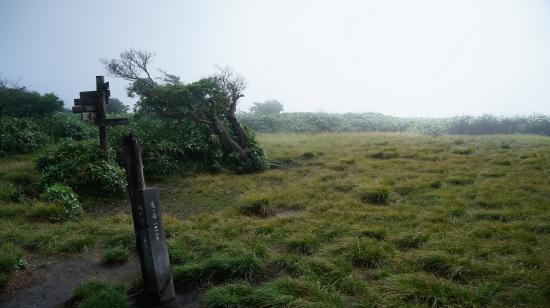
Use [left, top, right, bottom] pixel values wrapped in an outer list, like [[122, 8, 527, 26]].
[[124, 133, 176, 304], [72, 76, 129, 151], [74, 77, 174, 304]]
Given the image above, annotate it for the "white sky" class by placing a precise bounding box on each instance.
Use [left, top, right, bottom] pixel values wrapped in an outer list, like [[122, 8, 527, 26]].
[[1, 0, 550, 117]]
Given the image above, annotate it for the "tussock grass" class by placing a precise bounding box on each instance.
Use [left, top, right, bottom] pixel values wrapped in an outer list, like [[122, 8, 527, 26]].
[[287, 235, 321, 255], [347, 238, 391, 268], [72, 279, 129, 308], [239, 193, 275, 217], [173, 252, 264, 286], [102, 246, 129, 264], [393, 233, 428, 250], [358, 186, 390, 204]]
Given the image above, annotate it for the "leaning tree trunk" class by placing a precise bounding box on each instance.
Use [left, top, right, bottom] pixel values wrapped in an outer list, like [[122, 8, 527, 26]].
[[209, 115, 250, 165], [227, 109, 249, 149]]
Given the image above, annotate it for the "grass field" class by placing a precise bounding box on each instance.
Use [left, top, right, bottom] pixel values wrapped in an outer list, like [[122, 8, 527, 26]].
[[1, 133, 550, 307]]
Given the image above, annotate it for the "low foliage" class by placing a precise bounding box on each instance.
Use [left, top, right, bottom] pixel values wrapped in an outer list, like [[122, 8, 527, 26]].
[[38, 112, 97, 141], [36, 140, 126, 196], [239, 112, 550, 135], [41, 184, 83, 221], [0, 117, 50, 156]]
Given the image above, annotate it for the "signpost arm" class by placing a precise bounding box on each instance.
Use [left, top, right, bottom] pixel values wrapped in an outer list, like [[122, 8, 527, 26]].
[[96, 76, 109, 151]]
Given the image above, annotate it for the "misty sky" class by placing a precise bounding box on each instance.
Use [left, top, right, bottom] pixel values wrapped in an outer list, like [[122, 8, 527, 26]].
[[1, 0, 550, 117]]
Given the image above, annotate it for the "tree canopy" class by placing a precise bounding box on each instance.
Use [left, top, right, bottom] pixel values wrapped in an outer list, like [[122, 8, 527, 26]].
[[107, 98, 130, 113], [250, 100, 284, 114], [0, 78, 64, 118]]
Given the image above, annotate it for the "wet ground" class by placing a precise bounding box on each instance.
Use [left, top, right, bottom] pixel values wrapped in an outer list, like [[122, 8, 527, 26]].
[[0, 252, 199, 308], [0, 252, 140, 308]]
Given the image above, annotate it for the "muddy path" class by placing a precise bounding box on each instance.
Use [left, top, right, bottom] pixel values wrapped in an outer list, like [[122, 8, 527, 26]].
[[0, 251, 200, 308], [0, 252, 140, 308]]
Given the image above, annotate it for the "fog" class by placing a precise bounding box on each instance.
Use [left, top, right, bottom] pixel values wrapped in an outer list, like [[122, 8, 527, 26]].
[[1, 0, 550, 117]]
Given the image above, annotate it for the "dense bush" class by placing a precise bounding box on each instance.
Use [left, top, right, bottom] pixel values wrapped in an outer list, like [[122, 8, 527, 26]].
[[0, 84, 63, 118], [239, 112, 550, 136], [38, 112, 97, 141], [0, 117, 50, 156], [36, 140, 126, 196], [41, 184, 83, 221], [110, 117, 265, 178]]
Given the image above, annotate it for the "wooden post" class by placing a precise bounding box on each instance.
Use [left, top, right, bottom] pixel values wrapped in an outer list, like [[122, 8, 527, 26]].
[[96, 76, 108, 151], [123, 133, 175, 304]]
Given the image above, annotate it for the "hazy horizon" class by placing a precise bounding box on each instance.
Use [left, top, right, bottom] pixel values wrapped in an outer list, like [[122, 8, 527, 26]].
[[1, 0, 550, 117]]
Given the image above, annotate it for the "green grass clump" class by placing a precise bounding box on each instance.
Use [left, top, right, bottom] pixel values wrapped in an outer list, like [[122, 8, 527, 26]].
[[103, 232, 135, 249], [0, 203, 26, 218], [451, 147, 474, 155], [102, 246, 129, 264], [415, 252, 469, 280], [369, 151, 400, 159], [203, 277, 344, 307], [0, 243, 24, 288], [26, 202, 65, 222], [358, 227, 387, 240], [446, 176, 474, 186], [347, 239, 390, 268], [358, 186, 390, 204], [59, 234, 95, 253], [380, 273, 478, 306], [173, 252, 264, 286], [394, 233, 428, 250], [239, 194, 274, 217], [287, 235, 321, 255], [72, 279, 129, 308]]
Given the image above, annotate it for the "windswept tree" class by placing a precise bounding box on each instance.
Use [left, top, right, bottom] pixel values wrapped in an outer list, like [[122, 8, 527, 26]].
[[103, 49, 265, 171]]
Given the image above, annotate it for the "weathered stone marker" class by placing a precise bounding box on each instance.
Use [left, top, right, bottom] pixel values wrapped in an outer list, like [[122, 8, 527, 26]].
[[72, 76, 129, 152], [124, 133, 175, 304]]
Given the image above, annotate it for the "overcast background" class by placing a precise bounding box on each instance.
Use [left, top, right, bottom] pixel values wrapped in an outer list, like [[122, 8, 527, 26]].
[[1, 0, 550, 117]]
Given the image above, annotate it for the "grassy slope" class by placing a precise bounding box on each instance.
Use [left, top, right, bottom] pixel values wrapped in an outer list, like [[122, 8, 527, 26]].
[[2, 133, 550, 307]]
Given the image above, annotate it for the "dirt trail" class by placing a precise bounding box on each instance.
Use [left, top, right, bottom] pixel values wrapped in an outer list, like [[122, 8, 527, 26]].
[[0, 252, 200, 308], [0, 253, 140, 308]]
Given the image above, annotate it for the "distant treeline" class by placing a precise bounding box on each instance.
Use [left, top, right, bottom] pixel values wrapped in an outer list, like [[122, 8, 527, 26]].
[[238, 112, 550, 136]]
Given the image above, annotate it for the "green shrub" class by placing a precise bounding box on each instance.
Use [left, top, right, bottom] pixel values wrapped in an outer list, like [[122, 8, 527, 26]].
[[0, 117, 50, 156], [73, 280, 129, 308], [358, 186, 390, 204], [239, 112, 550, 135], [38, 112, 96, 141], [42, 184, 83, 221], [36, 140, 126, 196]]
